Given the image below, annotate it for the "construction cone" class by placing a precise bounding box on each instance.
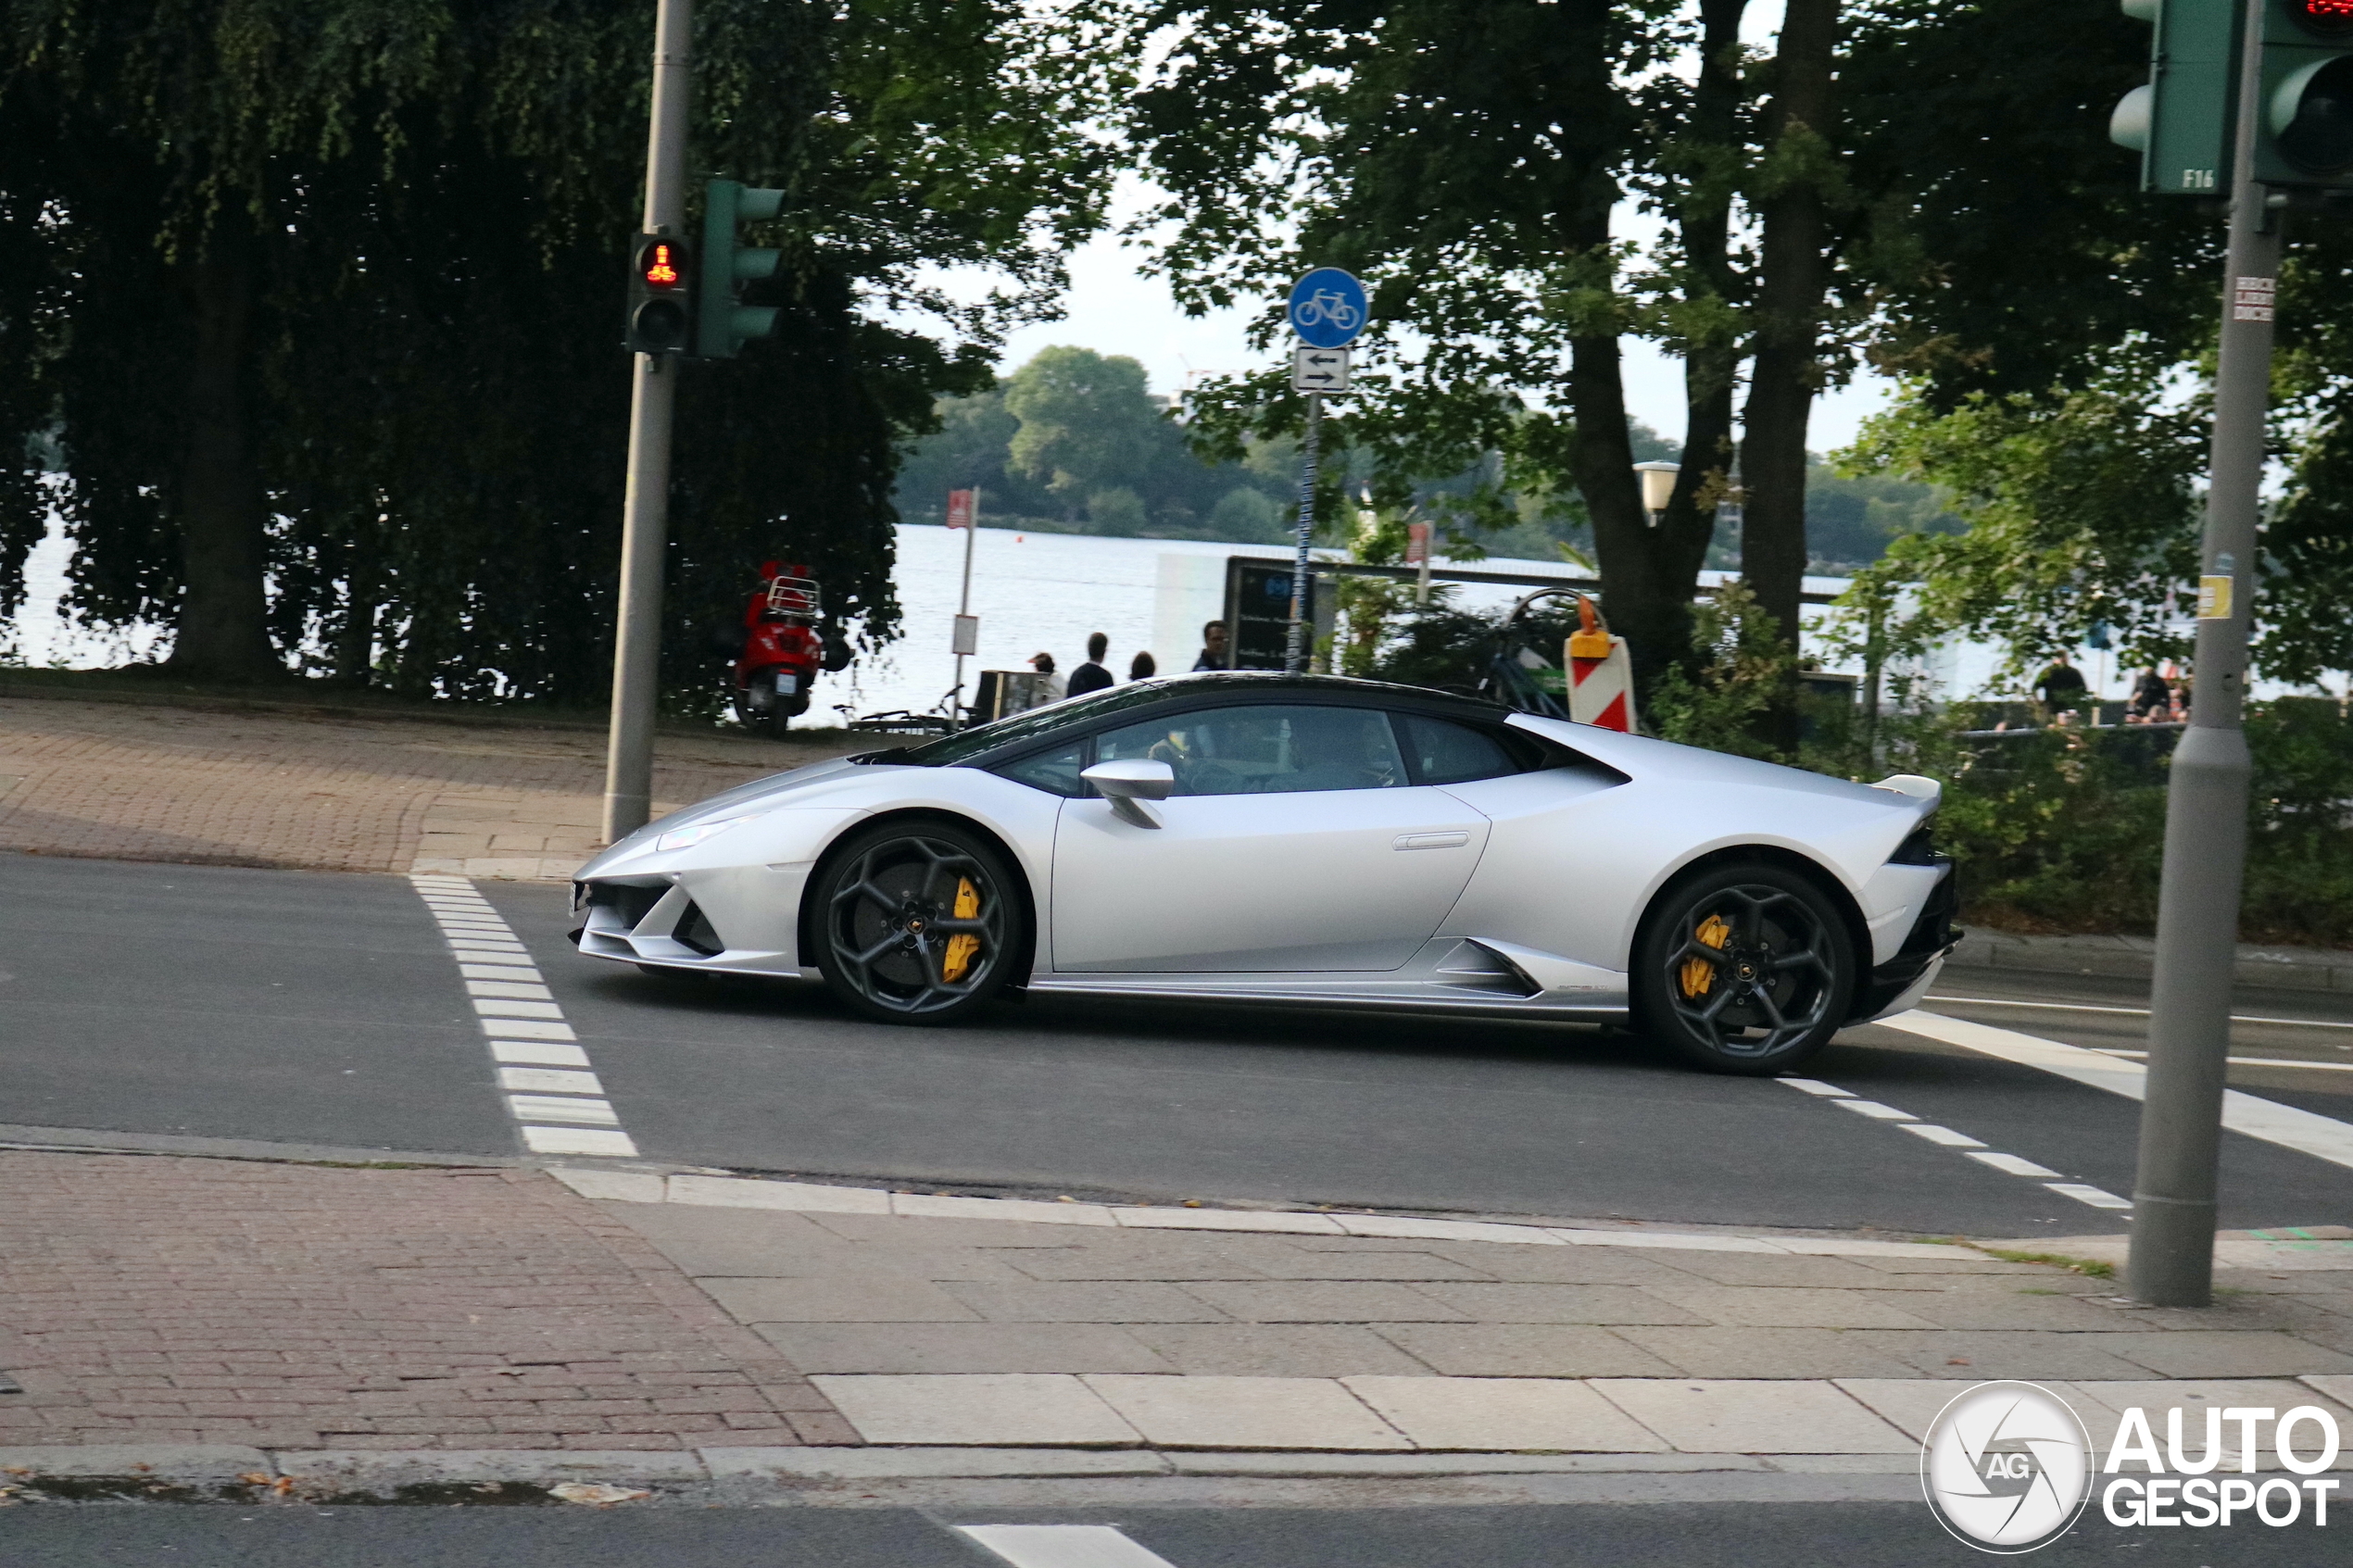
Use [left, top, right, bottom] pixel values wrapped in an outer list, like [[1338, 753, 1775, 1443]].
[[1566, 596, 1637, 733]]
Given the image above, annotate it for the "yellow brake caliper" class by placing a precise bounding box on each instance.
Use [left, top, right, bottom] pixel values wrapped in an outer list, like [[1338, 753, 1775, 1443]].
[[940, 876, 982, 984], [1680, 913, 1731, 999]]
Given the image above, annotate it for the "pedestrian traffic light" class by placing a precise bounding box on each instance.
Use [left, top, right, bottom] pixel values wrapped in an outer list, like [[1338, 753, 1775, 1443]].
[[625, 234, 694, 355], [697, 180, 785, 359], [2256, 0, 2353, 186], [2111, 0, 2237, 196]]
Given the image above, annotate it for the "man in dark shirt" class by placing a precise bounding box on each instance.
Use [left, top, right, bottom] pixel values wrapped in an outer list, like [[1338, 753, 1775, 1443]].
[[1191, 620, 1229, 671], [2033, 652, 2090, 723], [1065, 632, 1114, 697]]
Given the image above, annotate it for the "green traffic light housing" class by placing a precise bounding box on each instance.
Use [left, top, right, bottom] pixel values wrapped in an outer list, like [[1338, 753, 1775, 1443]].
[[2112, 0, 2235, 196], [2263, 0, 2353, 180], [698, 180, 785, 359]]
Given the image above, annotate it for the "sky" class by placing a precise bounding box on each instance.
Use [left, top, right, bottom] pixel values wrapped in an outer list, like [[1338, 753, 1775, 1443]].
[[989, 1, 1896, 454]]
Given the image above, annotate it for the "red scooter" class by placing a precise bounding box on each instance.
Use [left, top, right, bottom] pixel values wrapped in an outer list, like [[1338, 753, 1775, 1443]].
[[725, 561, 850, 735]]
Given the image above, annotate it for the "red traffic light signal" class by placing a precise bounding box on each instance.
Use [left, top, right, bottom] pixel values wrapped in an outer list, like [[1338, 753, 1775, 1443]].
[[2292, 0, 2353, 37], [638, 239, 686, 291], [626, 234, 694, 355]]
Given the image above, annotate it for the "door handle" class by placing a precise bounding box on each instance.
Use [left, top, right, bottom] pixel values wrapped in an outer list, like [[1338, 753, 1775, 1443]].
[[1393, 831, 1470, 851]]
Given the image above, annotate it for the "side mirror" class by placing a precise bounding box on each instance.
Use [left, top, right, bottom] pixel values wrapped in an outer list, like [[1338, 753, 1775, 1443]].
[[1081, 759, 1175, 801]]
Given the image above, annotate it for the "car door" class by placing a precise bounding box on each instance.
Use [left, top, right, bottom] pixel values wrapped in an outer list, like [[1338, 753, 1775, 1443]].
[[1048, 703, 1491, 972]]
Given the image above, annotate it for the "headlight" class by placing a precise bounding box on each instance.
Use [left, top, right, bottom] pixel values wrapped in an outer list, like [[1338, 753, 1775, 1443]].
[[655, 815, 757, 854]]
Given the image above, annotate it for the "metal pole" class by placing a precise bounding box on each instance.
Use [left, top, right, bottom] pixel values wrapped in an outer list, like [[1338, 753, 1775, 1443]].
[[951, 490, 978, 727], [601, 0, 694, 845], [1286, 391, 1323, 672], [2127, 5, 2280, 1310]]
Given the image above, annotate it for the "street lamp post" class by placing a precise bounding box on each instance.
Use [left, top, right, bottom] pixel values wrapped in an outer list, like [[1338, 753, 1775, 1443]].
[[1634, 462, 1680, 529]]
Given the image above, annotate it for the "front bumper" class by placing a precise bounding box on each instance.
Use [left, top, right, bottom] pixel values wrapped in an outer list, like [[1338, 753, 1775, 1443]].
[[1845, 861, 1959, 1025]]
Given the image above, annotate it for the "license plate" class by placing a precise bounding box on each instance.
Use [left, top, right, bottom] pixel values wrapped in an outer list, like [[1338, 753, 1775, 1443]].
[[774, 674, 799, 695]]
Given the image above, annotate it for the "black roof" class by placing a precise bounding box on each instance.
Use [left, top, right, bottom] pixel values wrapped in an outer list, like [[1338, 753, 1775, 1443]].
[[886, 672, 1517, 770]]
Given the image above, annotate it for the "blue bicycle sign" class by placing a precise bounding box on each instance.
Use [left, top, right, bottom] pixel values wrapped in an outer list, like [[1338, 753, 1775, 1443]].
[[1288, 268, 1367, 348]]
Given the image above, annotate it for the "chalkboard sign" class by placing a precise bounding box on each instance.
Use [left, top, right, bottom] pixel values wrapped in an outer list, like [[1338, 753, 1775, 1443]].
[[1222, 558, 1329, 671]]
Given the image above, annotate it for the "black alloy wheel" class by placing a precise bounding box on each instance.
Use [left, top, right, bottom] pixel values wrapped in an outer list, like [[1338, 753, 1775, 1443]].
[[1633, 862, 1855, 1075], [812, 822, 1019, 1023]]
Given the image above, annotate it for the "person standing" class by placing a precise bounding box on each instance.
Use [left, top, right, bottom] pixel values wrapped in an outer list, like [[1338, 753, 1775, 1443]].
[[1192, 620, 1229, 671], [1127, 650, 1157, 682], [1066, 633, 1114, 697], [2033, 652, 2089, 724], [1027, 651, 1065, 703]]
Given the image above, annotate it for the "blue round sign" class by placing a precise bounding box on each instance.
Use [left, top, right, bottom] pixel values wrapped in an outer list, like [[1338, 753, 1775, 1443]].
[[1288, 268, 1367, 348]]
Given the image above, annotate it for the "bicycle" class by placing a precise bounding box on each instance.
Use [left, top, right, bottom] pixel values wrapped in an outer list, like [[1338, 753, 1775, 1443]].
[[1292, 289, 1361, 332]]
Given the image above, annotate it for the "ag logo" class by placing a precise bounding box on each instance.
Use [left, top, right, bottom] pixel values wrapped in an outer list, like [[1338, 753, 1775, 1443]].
[[1922, 1381, 2095, 1552]]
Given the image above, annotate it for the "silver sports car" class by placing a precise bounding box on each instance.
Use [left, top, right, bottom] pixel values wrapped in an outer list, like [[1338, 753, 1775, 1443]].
[[570, 673, 1957, 1074]]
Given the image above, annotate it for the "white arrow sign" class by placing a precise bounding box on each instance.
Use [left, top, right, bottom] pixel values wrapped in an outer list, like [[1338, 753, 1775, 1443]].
[[1291, 345, 1353, 395]]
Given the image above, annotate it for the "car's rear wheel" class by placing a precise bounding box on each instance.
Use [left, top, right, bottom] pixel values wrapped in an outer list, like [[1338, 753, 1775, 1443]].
[[1633, 862, 1856, 1075], [811, 821, 1018, 1024]]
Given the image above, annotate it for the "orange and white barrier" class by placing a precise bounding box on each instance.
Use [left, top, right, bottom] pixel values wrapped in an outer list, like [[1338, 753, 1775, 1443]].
[[1566, 596, 1637, 733]]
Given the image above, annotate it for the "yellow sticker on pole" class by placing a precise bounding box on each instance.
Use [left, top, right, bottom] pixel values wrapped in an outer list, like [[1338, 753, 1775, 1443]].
[[2196, 574, 2234, 620]]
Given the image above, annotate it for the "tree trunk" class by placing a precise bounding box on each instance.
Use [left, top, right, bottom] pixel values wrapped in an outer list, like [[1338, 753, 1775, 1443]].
[[164, 225, 279, 681], [1741, 0, 1841, 749], [1657, 0, 1753, 679]]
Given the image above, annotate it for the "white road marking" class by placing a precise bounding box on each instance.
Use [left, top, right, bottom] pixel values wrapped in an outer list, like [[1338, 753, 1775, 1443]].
[[507, 1094, 621, 1125], [522, 1127, 638, 1156], [1774, 1073, 2108, 1206], [956, 1524, 1182, 1568], [466, 981, 555, 1000], [1970, 1152, 2062, 1178], [1778, 1077, 1853, 1097], [497, 1067, 605, 1095], [491, 1040, 590, 1067], [410, 874, 636, 1158], [1928, 994, 2353, 1031], [1881, 1009, 2353, 1173], [2087, 1047, 2353, 1073], [1832, 1098, 1916, 1121], [1900, 1123, 1987, 1148], [2045, 1182, 2133, 1210]]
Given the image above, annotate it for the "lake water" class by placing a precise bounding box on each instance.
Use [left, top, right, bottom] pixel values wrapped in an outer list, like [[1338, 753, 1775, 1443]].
[[5, 513, 2172, 716]]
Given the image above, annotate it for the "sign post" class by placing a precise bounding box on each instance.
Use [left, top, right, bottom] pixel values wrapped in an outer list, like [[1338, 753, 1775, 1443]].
[[2127, 1, 2283, 1309], [1284, 268, 1366, 672], [1405, 520, 1433, 605], [602, 0, 694, 844], [946, 488, 979, 727]]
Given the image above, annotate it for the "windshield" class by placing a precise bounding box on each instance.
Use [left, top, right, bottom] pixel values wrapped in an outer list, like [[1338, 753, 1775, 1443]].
[[891, 682, 1176, 765]]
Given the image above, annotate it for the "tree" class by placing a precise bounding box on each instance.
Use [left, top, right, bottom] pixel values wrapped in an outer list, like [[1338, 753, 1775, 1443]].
[[1002, 346, 1174, 514], [0, 0, 1119, 696]]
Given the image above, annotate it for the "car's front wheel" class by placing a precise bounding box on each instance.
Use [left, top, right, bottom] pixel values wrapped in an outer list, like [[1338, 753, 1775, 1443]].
[[1633, 862, 1856, 1075], [810, 821, 1019, 1024]]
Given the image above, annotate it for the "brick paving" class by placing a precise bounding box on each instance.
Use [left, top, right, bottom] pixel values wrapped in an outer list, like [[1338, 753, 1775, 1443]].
[[0, 1154, 857, 1451], [0, 695, 860, 880]]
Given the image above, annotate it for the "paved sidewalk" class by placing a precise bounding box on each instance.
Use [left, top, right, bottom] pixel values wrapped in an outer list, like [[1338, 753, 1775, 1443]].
[[0, 1153, 852, 1452], [2, 1152, 2350, 1501], [0, 695, 857, 881]]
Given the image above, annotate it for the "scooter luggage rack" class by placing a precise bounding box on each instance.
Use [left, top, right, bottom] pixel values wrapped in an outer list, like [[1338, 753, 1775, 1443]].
[[763, 574, 822, 622]]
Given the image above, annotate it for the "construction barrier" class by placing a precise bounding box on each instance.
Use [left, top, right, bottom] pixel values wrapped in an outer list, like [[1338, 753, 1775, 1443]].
[[1566, 596, 1637, 733]]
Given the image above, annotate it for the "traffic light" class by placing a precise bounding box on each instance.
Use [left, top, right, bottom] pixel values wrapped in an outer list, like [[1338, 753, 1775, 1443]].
[[2115, 1, 2353, 194], [625, 234, 694, 355], [697, 179, 785, 359], [2111, 0, 2236, 196], [2256, 0, 2353, 187]]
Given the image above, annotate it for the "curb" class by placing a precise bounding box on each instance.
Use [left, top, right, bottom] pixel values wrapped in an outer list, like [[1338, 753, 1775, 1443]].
[[1949, 929, 2353, 992]]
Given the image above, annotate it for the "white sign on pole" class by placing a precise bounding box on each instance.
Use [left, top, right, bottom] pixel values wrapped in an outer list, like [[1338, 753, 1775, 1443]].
[[1291, 345, 1352, 395], [951, 614, 979, 656]]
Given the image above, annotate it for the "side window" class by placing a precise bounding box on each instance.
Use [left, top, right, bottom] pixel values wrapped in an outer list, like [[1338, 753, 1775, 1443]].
[[1094, 705, 1405, 797], [1397, 713, 1528, 786], [992, 741, 1088, 797]]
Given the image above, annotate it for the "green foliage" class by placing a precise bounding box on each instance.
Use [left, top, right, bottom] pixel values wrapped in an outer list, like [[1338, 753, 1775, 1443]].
[[1645, 582, 1797, 760], [1004, 347, 1169, 510], [0, 0, 1121, 697]]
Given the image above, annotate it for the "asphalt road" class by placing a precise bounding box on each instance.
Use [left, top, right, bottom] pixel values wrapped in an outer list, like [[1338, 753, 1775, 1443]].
[[5, 851, 2353, 1238], [1, 1500, 2338, 1568]]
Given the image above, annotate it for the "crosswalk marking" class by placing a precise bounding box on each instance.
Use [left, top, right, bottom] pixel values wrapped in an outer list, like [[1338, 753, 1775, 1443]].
[[956, 1525, 1183, 1568], [409, 874, 638, 1158]]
